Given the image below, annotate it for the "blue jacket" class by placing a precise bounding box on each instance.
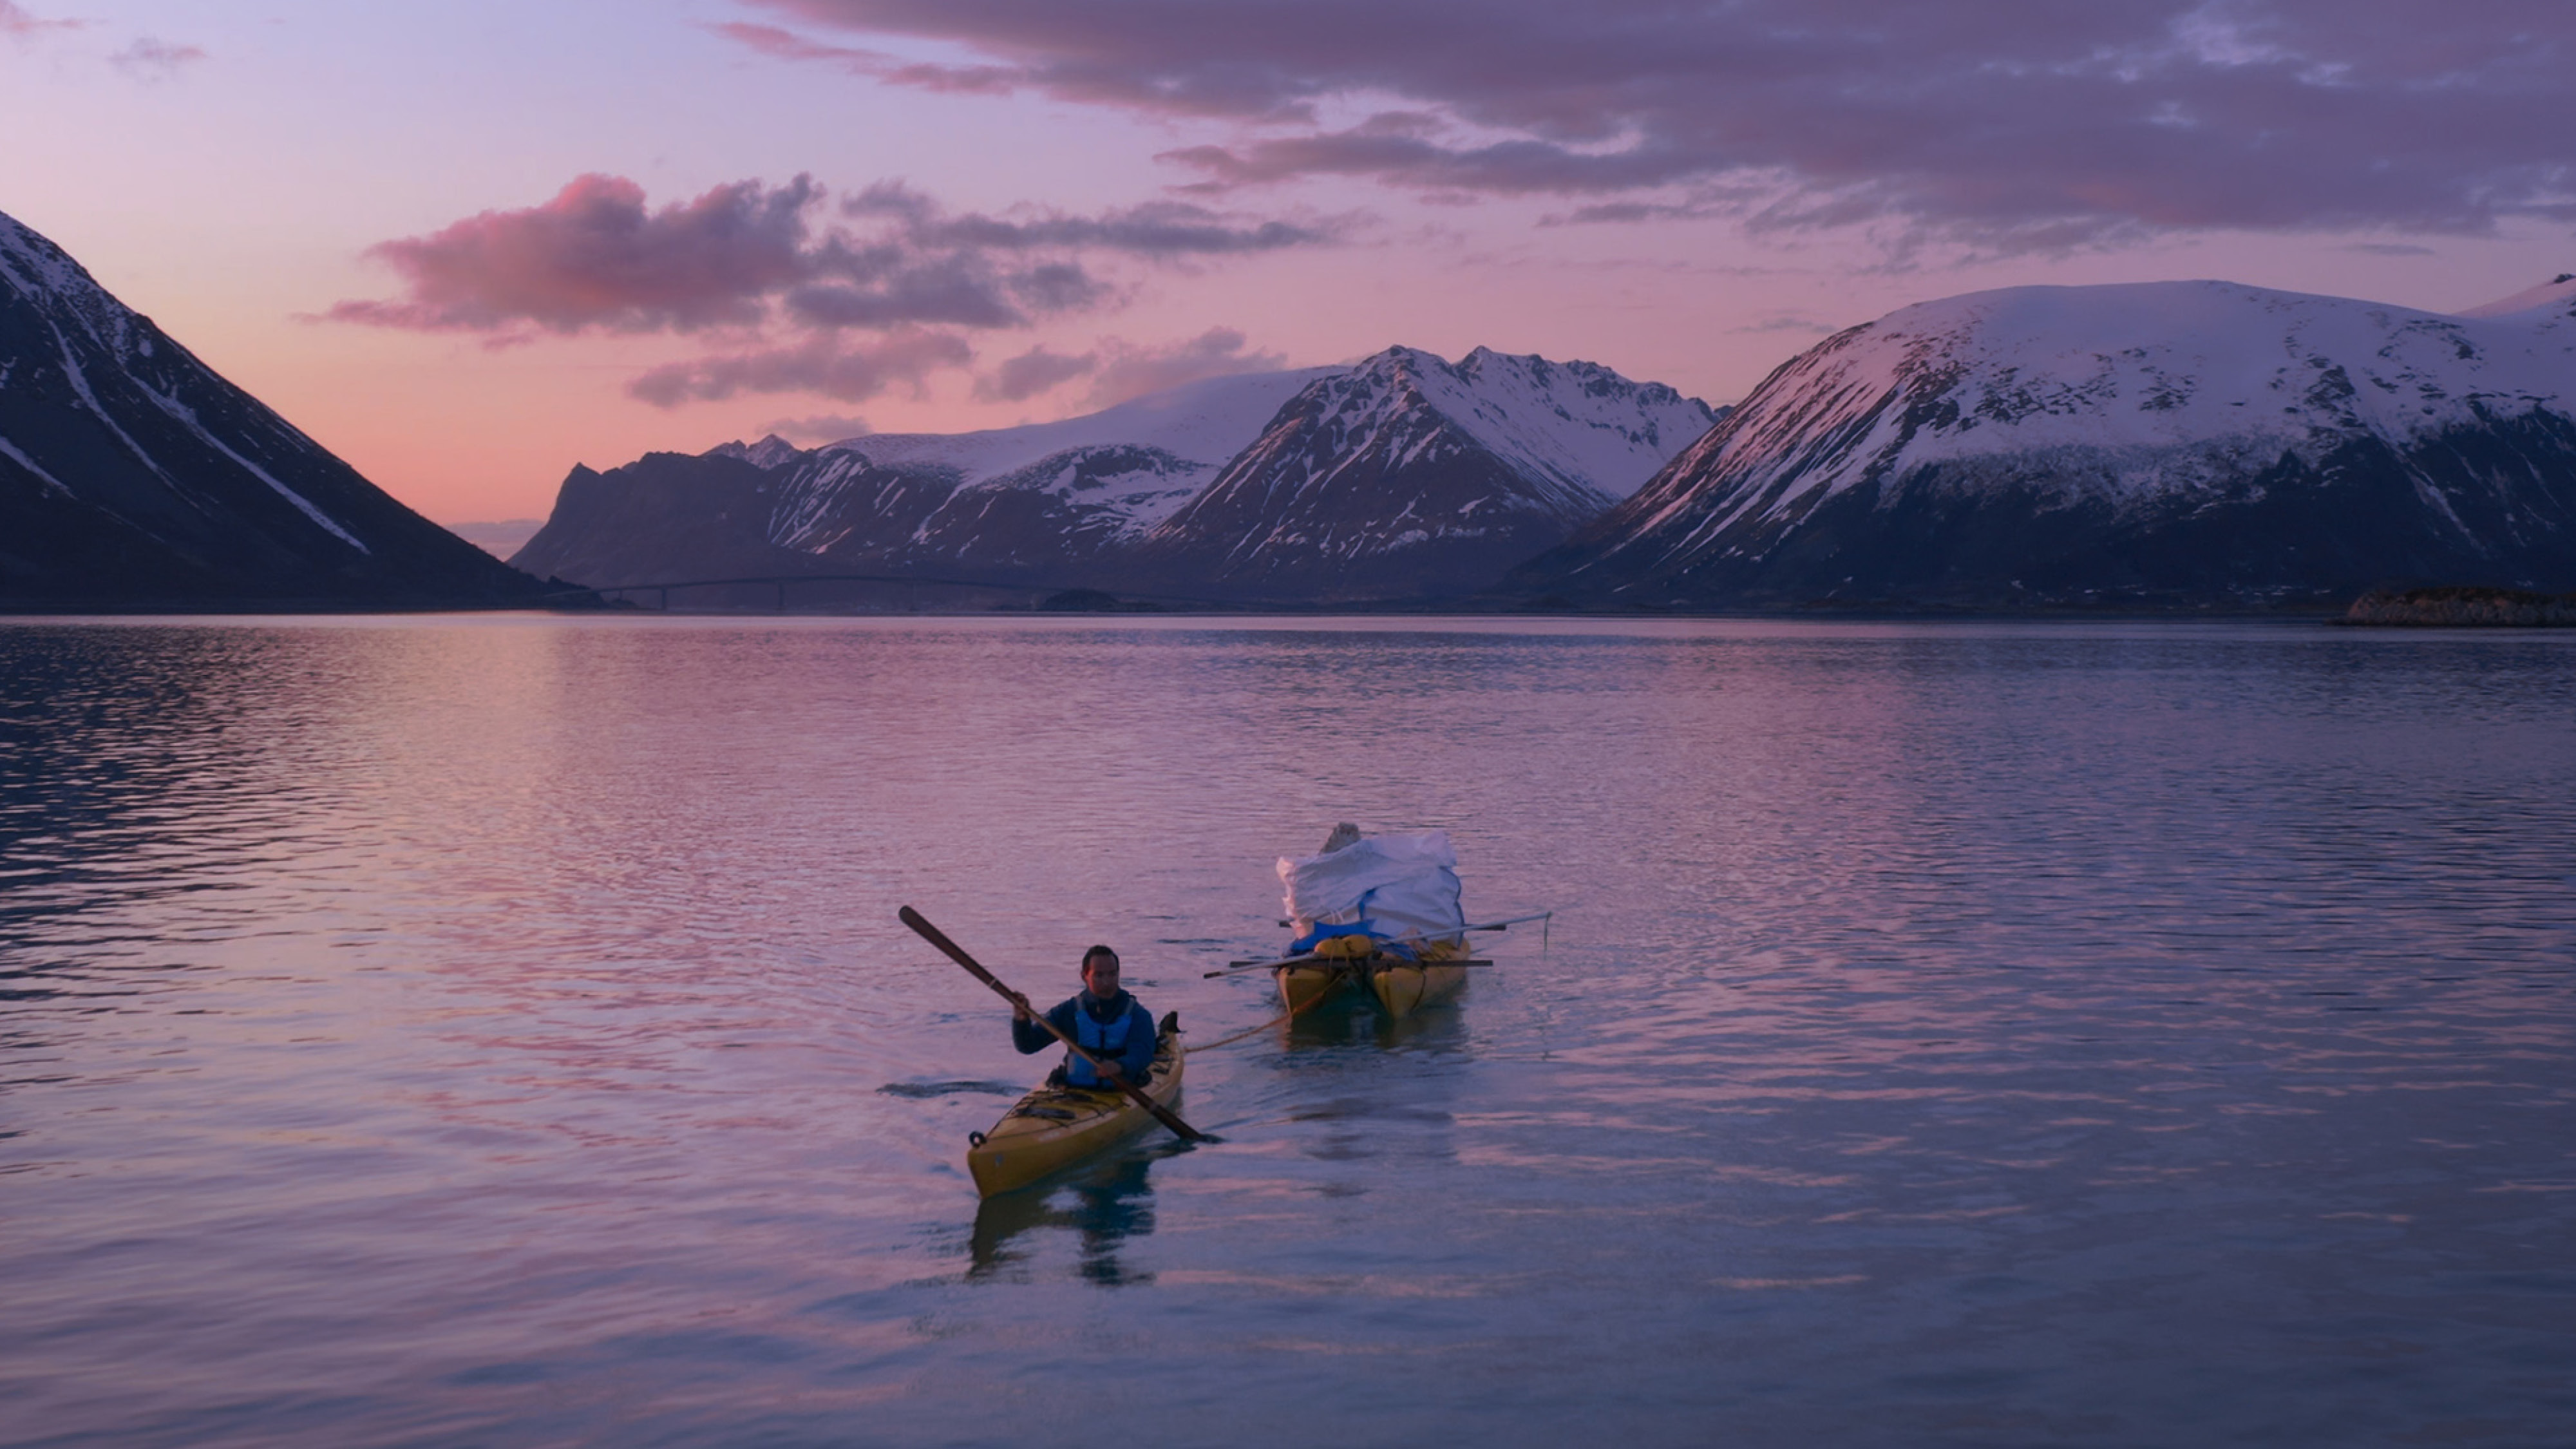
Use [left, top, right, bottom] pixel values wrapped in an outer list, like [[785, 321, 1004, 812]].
[[1014, 989, 1157, 1086]]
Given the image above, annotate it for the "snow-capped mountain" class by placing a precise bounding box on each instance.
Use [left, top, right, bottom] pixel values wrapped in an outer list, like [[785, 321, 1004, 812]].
[[1135, 346, 1716, 599], [0, 209, 549, 607], [1516, 279, 2576, 609], [513, 368, 1336, 587], [516, 349, 1718, 601], [791, 365, 1341, 483], [786, 367, 1342, 569]]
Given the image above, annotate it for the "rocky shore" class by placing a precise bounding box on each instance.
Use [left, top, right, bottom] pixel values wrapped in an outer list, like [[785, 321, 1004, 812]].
[[2344, 586, 2576, 627]]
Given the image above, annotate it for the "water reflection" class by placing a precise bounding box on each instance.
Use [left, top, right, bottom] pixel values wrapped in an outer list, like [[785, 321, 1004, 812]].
[[1269, 1000, 1469, 1193], [1282, 990, 1474, 1053], [966, 1146, 1179, 1287]]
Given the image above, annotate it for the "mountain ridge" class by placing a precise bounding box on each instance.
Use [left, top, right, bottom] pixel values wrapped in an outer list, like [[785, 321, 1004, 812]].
[[0, 209, 554, 609], [1515, 279, 2576, 609], [1129, 346, 1714, 599], [514, 346, 1719, 601]]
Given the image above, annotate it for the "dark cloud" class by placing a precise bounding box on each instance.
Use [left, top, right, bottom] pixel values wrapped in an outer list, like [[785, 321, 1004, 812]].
[[330, 174, 820, 334], [1010, 261, 1110, 313], [335, 170, 1327, 406], [628, 329, 976, 407], [1539, 198, 1749, 227], [334, 173, 1327, 341], [973, 345, 1098, 402], [838, 180, 1332, 256], [737, 0, 2576, 244], [783, 263, 1027, 329], [1160, 129, 1692, 196], [1083, 327, 1286, 407], [845, 188, 1332, 260]]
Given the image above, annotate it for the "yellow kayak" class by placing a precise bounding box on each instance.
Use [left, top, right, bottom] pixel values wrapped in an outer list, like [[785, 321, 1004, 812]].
[[1273, 937, 1475, 1021], [1275, 961, 1358, 1014], [967, 1016, 1184, 1197], [1368, 948, 1469, 1018]]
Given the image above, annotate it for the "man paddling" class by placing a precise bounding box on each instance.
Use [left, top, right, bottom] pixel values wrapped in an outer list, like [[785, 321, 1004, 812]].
[[1012, 945, 1158, 1090]]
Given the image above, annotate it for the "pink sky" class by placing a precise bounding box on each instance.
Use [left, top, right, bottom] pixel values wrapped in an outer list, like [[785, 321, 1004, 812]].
[[5, 0, 2571, 524]]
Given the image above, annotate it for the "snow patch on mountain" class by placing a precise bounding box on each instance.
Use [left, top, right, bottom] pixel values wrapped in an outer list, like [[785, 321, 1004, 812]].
[[138, 379, 370, 551], [1406, 346, 1718, 499], [0, 214, 140, 357], [0, 435, 70, 495], [954, 444, 1209, 535]]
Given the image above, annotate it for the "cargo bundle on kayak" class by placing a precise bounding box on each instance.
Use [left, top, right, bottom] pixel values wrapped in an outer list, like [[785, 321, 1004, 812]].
[[1268, 825, 1482, 1021]]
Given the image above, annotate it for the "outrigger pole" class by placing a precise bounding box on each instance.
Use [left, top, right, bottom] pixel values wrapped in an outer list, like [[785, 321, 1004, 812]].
[[900, 906, 1208, 1143], [1202, 911, 1554, 978]]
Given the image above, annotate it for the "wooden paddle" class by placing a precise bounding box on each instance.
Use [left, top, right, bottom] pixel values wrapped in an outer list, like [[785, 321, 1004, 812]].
[[899, 905, 1208, 1144]]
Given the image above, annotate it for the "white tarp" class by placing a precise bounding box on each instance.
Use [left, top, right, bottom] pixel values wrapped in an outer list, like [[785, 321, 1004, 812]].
[[1278, 829, 1464, 947]]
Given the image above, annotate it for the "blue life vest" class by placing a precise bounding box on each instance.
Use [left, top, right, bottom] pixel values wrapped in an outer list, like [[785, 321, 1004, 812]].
[[1068, 998, 1137, 1088]]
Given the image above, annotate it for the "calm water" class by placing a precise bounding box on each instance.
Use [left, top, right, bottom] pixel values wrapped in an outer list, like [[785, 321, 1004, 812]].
[[3, 615, 2572, 1448]]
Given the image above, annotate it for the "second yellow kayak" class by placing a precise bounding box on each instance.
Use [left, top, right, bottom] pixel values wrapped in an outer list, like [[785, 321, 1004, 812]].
[[1273, 938, 1473, 1021]]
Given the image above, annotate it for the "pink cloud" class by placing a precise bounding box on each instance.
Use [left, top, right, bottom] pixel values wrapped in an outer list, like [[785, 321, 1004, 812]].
[[0, 1, 80, 37], [330, 174, 820, 335], [711, 20, 881, 70]]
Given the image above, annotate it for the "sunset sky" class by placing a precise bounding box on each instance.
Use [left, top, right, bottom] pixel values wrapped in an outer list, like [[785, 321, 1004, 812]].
[[5, 0, 2571, 523]]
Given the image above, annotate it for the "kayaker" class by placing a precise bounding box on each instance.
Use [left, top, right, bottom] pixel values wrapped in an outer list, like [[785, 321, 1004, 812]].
[[1012, 945, 1157, 1090]]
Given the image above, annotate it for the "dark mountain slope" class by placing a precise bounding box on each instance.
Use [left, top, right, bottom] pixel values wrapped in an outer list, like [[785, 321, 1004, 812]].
[[0, 210, 551, 609]]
